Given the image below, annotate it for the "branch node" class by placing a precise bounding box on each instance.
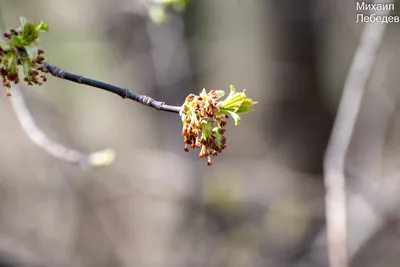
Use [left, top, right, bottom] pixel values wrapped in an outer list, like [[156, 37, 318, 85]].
[[140, 95, 164, 110], [44, 63, 65, 78]]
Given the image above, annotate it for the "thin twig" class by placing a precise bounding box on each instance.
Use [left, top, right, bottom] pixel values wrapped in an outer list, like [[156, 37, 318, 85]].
[[9, 84, 116, 169], [44, 63, 182, 114], [323, 2, 392, 267]]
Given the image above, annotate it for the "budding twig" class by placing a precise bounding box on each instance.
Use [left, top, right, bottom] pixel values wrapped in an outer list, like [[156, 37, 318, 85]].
[[0, 14, 256, 167], [44, 63, 182, 114]]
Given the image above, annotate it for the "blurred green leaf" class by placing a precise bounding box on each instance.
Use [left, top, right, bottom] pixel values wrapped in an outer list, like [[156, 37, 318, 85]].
[[36, 21, 49, 32], [149, 0, 189, 24], [11, 35, 23, 47], [19, 16, 28, 27], [24, 43, 38, 61], [227, 110, 241, 126], [22, 22, 39, 44], [0, 42, 11, 51], [149, 5, 168, 24], [21, 58, 32, 80]]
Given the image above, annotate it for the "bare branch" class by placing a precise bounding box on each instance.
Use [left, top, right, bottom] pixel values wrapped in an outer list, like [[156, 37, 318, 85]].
[[9, 84, 115, 168], [44, 63, 182, 114], [323, 2, 393, 267]]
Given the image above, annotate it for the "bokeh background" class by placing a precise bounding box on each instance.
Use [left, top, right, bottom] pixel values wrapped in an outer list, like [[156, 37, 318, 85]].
[[0, 0, 399, 266]]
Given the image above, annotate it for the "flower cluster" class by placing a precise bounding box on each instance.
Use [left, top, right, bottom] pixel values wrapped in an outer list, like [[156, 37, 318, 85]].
[[180, 85, 257, 166], [0, 17, 49, 97]]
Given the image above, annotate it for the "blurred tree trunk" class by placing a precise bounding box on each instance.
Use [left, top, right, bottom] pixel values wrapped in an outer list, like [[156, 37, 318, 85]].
[[265, 0, 333, 264], [268, 0, 333, 174]]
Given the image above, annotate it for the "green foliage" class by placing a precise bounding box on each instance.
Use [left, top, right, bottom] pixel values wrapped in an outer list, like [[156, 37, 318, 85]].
[[159, 0, 189, 11], [149, 0, 190, 24], [218, 85, 258, 125], [0, 16, 48, 96]]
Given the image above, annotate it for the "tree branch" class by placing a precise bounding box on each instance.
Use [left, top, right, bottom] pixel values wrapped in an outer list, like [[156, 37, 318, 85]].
[[44, 63, 182, 114], [9, 84, 116, 168], [323, 2, 392, 267]]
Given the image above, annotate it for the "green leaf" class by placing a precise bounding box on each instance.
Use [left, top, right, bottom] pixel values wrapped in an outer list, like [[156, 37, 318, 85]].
[[227, 110, 241, 126], [229, 84, 236, 94], [160, 0, 189, 7], [22, 22, 39, 44], [215, 90, 225, 100], [24, 43, 38, 60], [0, 42, 11, 51], [219, 85, 242, 112], [21, 58, 32, 81], [236, 98, 257, 114], [6, 51, 17, 70], [36, 21, 49, 32], [236, 105, 253, 114], [149, 5, 168, 24], [19, 16, 28, 27], [219, 85, 257, 114], [11, 35, 23, 47], [1, 50, 10, 65]]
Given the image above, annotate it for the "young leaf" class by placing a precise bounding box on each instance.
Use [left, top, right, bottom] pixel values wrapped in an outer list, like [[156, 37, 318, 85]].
[[19, 16, 28, 27], [24, 43, 39, 61], [36, 21, 49, 32], [22, 22, 39, 44], [0, 42, 11, 51], [227, 110, 241, 126], [11, 35, 23, 47]]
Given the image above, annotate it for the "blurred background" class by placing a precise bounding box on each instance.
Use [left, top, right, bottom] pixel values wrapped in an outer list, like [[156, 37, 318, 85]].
[[0, 0, 399, 266]]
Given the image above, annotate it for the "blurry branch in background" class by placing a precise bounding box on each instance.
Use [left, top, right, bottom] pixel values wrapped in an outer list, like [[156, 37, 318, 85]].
[[323, 1, 392, 267], [10, 84, 116, 169], [0, 6, 115, 169]]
